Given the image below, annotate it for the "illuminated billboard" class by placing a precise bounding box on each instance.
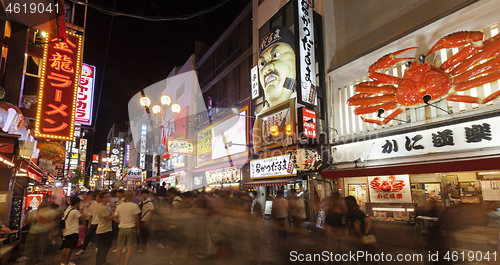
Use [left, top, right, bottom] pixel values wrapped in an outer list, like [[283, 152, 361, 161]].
[[36, 30, 82, 140], [75, 63, 95, 126]]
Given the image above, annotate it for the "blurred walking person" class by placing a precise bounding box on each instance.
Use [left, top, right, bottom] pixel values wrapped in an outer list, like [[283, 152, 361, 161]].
[[114, 190, 141, 265], [271, 190, 288, 242], [95, 191, 114, 265], [61, 196, 85, 265], [137, 190, 154, 253], [26, 201, 53, 264], [76, 192, 99, 256]]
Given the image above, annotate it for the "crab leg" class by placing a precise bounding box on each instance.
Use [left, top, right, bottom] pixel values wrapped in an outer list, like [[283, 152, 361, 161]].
[[369, 47, 417, 72], [348, 95, 396, 106], [453, 55, 500, 84], [446, 90, 500, 104], [454, 70, 500, 92], [369, 72, 401, 85], [354, 102, 398, 115], [427, 31, 483, 56], [355, 84, 397, 94], [441, 45, 481, 71], [360, 107, 404, 125], [450, 34, 500, 76]]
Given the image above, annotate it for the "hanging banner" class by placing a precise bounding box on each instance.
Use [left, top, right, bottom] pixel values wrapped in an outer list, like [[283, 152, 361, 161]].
[[295, 0, 317, 106], [35, 30, 82, 140], [368, 175, 412, 203], [79, 139, 87, 161], [75, 63, 95, 126]]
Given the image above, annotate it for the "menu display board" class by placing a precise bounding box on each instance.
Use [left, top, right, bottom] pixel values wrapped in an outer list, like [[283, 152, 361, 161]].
[[348, 184, 367, 206], [481, 180, 500, 201]]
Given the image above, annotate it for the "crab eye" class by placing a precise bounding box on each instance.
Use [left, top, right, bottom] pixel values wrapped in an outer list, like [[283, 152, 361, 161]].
[[273, 52, 281, 58], [405, 61, 412, 68]]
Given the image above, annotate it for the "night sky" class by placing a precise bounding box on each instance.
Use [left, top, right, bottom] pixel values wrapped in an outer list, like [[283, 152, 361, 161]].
[[81, 0, 250, 156]]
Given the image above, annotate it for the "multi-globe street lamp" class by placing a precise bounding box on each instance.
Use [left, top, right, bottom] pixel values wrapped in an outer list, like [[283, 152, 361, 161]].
[[139, 94, 181, 191]]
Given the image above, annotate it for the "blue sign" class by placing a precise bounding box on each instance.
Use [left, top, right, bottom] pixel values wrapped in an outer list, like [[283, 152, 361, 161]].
[[155, 144, 166, 155]]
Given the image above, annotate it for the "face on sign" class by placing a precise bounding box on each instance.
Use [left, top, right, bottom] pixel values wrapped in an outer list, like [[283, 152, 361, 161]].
[[258, 42, 296, 108]]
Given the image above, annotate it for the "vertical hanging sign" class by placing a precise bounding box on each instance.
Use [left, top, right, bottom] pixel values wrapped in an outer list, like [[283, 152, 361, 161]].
[[75, 63, 95, 126], [295, 0, 317, 106], [140, 124, 147, 169], [251, 65, 259, 100], [36, 31, 82, 140]]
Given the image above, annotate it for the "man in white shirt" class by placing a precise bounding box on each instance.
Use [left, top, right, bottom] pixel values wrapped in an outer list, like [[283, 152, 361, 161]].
[[137, 190, 154, 253], [76, 192, 100, 256], [113, 190, 141, 265], [61, 196, 86, 265], [271, 190, 288, 242], [95, 191, 114, 265]]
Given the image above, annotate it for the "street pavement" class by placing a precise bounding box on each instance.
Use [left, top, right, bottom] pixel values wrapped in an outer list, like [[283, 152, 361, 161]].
[[6, 220, 498, 265]]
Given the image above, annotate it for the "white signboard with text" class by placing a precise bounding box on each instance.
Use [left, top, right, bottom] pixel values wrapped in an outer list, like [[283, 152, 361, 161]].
[[250, 154, 296, 179], [297, 0, 317, 106], [333, 116, 500, 163], [127, 168, 143, 182], [140, 124, 147, 169], [76, 63, 95, 126], [251, 65, 259, 100], [368, 175, 412, 203]]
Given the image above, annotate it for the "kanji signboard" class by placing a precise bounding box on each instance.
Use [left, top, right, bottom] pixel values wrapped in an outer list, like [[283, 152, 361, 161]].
[[297, 107, 317, 139], [36, 31, 82, 140], [75, 63, 95, 126], [368, 175, 412, 203]]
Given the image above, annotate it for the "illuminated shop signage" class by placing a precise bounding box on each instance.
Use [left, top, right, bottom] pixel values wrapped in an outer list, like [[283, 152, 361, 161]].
[[297, 107, 316, 139], [92, 154, 99, 163], [127, 168, 142, 182], [36, 31, 82, 140], [205, 166, 241, 185], [79, 139, 87, 161], [368, 175, 411, 203], [253, 99, 296, 152], [196, 105, 249, 167], [140, 124, 147, 169], [167, 138, 194, 154], [75, 63, 95, 126], [296, 0, 317, 106], [126, 144, 130, 163], [250, 154, 296, 179], [333, 116, 500, 163]]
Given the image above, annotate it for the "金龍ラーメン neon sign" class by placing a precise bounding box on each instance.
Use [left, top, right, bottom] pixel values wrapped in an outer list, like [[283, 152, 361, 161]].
[[36, 31, 82, 140]]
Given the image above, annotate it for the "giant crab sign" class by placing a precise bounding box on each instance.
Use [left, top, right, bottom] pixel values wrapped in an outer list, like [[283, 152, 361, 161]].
[[348, 31, 500, 125]]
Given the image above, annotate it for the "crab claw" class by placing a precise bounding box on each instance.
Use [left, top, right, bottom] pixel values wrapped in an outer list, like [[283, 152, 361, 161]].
[[427, 31, 483, 56], [369, 47, 417, 72]]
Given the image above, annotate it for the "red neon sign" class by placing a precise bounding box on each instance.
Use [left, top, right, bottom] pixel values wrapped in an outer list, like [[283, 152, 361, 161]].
[[36, 31, 82, 140]]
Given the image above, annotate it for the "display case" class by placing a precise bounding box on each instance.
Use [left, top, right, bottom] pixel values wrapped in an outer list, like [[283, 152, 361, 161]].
[[366, 203, 415, 223], [459, 181, 481, 203]]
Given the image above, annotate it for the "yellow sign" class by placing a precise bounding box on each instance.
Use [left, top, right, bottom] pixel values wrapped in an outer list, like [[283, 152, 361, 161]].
[[196, 125, 212, 167]]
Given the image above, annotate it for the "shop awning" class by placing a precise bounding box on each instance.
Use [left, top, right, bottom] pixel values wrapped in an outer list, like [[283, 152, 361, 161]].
[[322, 152, 500, 178], [243, 177, 297, 187]]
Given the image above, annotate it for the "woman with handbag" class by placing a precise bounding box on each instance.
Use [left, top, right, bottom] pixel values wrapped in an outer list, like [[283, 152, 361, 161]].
[[345, 196, 377, 265]]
